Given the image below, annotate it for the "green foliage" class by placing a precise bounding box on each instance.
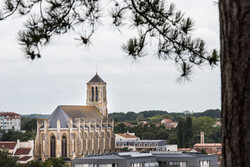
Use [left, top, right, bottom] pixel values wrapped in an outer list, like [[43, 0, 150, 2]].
[[21, 117, 37, 131], [177, 117, 184, 147], [114, 123, 127, 133], [1, 130, 36, 141], [167, 130, 178, 144], [21, 114, 49, 119], [109, 110, 168, 122], [199, 109, 221, 118], [115, 122, 169, 140], [44, 157, 68, 167], [201, 148, 207, 154], [115, 114, 221, 148], [149, 114, 174, 123], [0, 149, 18, 167], [120, 147, 132, 152], [109, 109, 221, 123], [192, 116, 221, 143]]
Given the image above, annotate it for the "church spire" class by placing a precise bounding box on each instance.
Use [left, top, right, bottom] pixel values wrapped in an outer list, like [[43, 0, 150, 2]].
[[86, 74, 108, 117], [88, 74, 106, 83]]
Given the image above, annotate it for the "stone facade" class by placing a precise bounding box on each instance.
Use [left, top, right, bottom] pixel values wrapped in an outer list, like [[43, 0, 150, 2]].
[[86, 74, 108, 117], [34, 74, 115, 161]]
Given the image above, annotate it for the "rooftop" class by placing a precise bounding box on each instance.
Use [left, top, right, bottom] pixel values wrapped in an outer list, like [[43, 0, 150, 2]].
[[14, 148, 31, 155], [0, 112, 20, 117], [116, 133, 138, 139], [194, 143, 222, 147], [116, 140, 166, 143], [0, 142, 17, 149], [88, 74, 106, 83], [48, 105, 104, 128], [18, 156, 32, 161]]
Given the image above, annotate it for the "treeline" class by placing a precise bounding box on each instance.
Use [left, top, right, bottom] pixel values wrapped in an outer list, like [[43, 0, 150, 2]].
[[21, 114, 50, 119], [114, 116, 221, 148], [109, 109, 221, 122]]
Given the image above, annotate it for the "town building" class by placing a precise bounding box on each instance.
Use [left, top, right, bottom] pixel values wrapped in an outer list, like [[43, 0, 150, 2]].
[[115, 132, 140, 141], [156, 145, 178, 152], [0, 112, 21, 131], [72, 151, 218, 167], [160, 119, 178, 130], [116, 140, 166, 152], [193, 132, 222, 155], [0, 139, 34, 164], [193, 132, 222, 165], [34, 74, 115, 161], [72, 152, 158, 167]]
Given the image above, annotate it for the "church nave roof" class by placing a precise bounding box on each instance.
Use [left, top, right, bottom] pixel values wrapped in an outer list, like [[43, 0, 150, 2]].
[[48, 105, 103, 128]]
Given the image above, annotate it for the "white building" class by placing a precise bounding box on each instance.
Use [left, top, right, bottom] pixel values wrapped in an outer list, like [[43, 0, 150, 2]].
[[115, 132, 140, 141], [0, 112, 21, 131], [0, 139, 34, 164]]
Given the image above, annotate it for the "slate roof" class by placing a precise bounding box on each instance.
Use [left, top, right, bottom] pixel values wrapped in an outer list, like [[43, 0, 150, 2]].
[[88, 74, 106, 83], [0, 142, 17, 149], [48, 105, 103, 128]]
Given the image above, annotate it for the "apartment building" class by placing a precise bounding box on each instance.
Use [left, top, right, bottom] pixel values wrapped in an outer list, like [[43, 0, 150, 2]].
[[0, 112, 21, 131]]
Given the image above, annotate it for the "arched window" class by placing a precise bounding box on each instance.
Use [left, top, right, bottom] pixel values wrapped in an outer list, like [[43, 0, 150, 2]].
[[95, 87, 98, 101], [50, 135, 56, 158], [91, 87, 94, 102], [61, 135, 67, 157]]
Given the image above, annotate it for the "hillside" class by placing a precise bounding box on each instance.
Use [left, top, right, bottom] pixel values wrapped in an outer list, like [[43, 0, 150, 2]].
[[109, 109, 221, 122], [21, 114, 50, 119]]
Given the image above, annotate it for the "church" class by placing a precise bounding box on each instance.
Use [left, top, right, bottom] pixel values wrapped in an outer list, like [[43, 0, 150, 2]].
[[34, 74, 115, 161]]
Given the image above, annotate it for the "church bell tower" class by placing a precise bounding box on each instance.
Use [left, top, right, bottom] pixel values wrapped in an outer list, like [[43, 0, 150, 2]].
[[86, 74, 108, 117]]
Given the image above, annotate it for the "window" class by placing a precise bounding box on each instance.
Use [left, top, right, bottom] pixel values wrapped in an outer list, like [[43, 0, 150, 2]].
[[200, 160, 209, 167], [169, 161, 186, 167], [50, 135, 56, 157], [91, 87, 95, 101], [62, 135, 67, 157], [95, 87, 98, 101]]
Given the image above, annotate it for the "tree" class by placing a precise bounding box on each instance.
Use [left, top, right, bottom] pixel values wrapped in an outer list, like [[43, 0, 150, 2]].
[[1, 0, 249, 166], [21, 117, 37, 131], [120, 147, 132, 152], [0, 149, 18, 167], [201, 148, 207, 154], [176, 118, 184, 148], [219, 1, 250, 166]]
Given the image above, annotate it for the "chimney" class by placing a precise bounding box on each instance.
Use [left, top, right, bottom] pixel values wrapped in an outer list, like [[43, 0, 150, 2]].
[[200, 132, 204, 144]]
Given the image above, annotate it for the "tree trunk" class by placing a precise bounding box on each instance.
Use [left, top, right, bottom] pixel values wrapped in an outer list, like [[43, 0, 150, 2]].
[[219, 1, 250, 166]]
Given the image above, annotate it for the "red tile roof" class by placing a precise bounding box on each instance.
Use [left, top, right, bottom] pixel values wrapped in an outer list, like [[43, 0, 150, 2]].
[[0, 112, 20, 117], [0, 142, 17, 149], [117, 133, 138, 138], [18, 156, 32, 161], [14, 148, 31, 155], [162, 119, 173, 123], [178, 148, 192, 152]]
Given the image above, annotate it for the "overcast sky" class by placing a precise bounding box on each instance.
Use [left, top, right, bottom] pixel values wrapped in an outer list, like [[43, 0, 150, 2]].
[[0, 0, 220, 115]]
